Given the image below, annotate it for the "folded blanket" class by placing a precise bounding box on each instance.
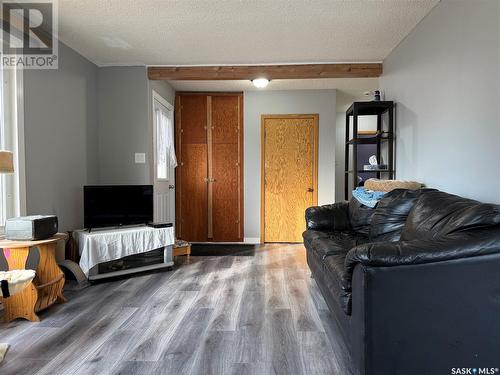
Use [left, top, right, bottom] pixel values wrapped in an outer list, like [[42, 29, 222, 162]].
[[364, 178, 422, 192], [352, 187, 386, 208]]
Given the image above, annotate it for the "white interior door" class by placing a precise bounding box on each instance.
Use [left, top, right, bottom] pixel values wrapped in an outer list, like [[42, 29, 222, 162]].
[[152, 91, 175, 224]]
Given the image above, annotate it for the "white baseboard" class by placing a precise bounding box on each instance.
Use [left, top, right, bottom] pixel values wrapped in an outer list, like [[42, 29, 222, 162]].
[[244, 237, 261, 244]]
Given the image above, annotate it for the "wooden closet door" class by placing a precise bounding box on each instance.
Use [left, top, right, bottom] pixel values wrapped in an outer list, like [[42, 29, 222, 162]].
[[211, 95, 243, 241], [176, 94, 208, 241]]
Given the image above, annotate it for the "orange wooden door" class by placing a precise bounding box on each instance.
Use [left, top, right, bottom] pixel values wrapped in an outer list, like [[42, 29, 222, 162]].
[[211, 95, 243, 241], [261, 114, 318, 243], [176, 94, 208, 241]]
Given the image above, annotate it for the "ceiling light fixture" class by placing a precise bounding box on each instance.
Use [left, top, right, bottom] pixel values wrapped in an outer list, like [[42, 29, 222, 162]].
[[252, 78, 270, 88]]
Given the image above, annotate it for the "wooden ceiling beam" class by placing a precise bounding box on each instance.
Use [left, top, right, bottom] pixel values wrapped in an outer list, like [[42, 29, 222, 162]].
[[147, 63, 382, 80]]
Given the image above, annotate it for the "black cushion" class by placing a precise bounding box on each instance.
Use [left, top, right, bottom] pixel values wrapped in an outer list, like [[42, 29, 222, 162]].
[[348, 198, 375, 236], [369, 189, 426, 242], [304, 229, 368, 315], [322, 253, 348, 297], [401, 191, 500, 240], [303, 230, 334, 246], [343, 227, 500, 292], [305, 202, 351, 231]]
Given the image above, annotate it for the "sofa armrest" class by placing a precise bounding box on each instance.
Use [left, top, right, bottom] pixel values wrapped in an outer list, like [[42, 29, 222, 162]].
[[349, 253, 500, 375], [343, 231, 500, 291], [305, 202, 350, 231]]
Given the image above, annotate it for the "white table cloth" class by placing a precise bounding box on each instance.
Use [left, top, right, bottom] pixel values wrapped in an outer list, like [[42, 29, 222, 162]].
[[74, 226, 175, 276]]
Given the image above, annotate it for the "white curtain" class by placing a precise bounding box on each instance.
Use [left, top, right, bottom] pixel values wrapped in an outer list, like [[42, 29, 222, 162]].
[[155, 108, 177, 179]]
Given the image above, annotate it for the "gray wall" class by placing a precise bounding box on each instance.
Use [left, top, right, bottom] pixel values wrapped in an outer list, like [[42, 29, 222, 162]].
[[23, 42, 98, 231], [24, 52, 175, 230], [149, 80, 175, 105], [96, 67, 149, 184], [97, 66, 174, 185], [244, 90, 336, 240], [381, 0, 500, 203]]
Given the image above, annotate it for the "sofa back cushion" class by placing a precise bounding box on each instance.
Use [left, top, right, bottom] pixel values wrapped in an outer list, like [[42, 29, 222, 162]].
[[349, 198, 375, 236], [401, 191, 500, 240], [369, 189, 423, 242]]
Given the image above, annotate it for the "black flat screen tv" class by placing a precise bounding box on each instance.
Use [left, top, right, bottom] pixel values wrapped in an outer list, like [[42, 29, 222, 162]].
[[84, 185, 153, 229]]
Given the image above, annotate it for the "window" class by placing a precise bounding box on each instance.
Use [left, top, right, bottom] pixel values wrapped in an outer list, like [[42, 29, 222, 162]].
[[154, 96, 175, 181], [0, 67, 25, 229]]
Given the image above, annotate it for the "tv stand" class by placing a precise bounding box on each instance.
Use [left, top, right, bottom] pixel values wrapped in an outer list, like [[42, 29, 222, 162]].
[[74, 226, 174, 281]]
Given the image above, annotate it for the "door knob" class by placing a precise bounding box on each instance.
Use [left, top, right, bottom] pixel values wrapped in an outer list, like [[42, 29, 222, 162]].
[[168, 185, 175, 189], [307, 188, 314, 192]]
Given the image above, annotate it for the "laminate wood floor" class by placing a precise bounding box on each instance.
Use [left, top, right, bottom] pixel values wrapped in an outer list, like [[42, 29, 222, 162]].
[[0, 244, 352, 375]]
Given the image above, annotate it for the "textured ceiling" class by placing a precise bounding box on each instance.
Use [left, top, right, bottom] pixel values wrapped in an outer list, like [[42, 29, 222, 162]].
[[58, 0, 439, 66]]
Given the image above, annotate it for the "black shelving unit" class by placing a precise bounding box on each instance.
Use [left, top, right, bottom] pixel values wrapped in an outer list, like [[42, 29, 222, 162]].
[[344, 101, 395, 200]]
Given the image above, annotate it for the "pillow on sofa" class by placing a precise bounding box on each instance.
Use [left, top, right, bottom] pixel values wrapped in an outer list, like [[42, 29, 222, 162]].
[[369, 189, 424, 242], [401, 190, 500, 240], [364, 178, 422, 192]]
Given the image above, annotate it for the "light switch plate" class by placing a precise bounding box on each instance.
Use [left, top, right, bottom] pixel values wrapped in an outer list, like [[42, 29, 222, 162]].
[[135, 153, 146, 164]]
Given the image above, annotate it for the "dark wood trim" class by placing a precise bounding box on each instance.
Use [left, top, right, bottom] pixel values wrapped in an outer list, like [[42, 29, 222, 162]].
[[175, 91, 244, 95], [148, 63, 382, 80]]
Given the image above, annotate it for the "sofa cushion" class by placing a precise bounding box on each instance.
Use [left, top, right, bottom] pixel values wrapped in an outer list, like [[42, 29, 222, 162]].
[[303, 230, 334, 246], [349, 198, 375, 236], [322, 253, 349, 297], [343, 227, 500, 292], [369, 189, 425, 242], [305, 230, 369, 260], [402, 191, 500, 240], [305, 202, 351, 231]]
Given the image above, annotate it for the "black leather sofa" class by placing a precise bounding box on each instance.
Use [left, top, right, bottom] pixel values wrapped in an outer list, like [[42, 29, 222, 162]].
[[303, 189, 500, 375]]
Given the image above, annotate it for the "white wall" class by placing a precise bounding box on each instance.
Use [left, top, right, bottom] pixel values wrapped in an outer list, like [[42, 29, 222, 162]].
[[244, 90, 336, 240], [380, 0, 500, 203]]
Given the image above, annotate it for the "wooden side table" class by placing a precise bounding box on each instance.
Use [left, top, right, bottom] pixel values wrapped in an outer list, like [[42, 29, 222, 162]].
[[0, 233, 68, 322]]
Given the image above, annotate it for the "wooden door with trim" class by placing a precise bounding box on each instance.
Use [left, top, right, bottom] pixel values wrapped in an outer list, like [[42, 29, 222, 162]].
[[211, 95, 243, 241], [261, 114, 318, 243], [176, 93, 243, 242], [176, 94, 208, 241]]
